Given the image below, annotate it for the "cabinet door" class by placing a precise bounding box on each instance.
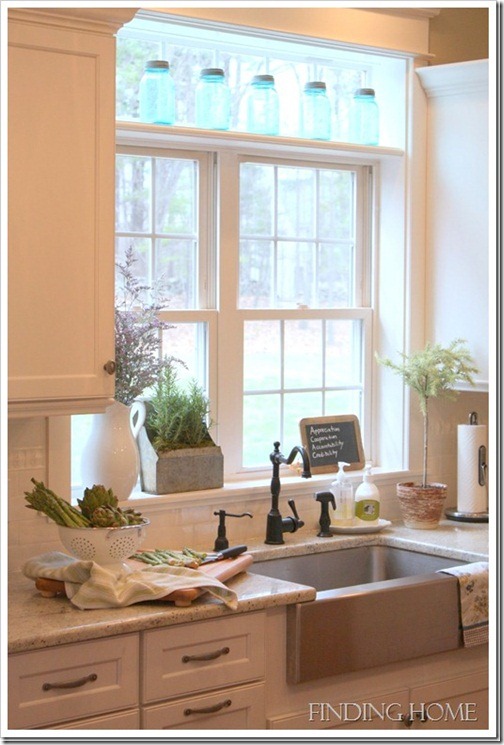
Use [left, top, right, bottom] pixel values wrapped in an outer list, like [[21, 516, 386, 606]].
[[142, 682, 265, 730], [268, 689, 410, 730], [8, 12, 116, 416]]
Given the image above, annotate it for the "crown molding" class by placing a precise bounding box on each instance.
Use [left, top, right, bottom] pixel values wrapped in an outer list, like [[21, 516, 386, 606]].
[[416, 59, 488, 98], [8, 7, 138, 35]]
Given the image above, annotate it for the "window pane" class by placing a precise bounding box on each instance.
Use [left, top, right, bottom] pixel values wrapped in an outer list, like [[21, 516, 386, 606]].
[[283, 392, 322, 446], [162, 322, 207, 387], [319, 169, 354, 241], [239, 162, 356, 309], [240, 163, 274, 235], [318, 243, 354, 307], [243, 394, 281, 468], [156, 238, 197, 309], [244, 321, 281, 391], [325, 319, 362, 386], [239, 239, 273, 308], [116, 155, 151, 233], [155, 158, 198, 234], [284, 320, 322, 389], [277, 241, 314, 307], [277, 166, 315, 238], [325, 389, 363, 418], [115, 237, 151, 304]]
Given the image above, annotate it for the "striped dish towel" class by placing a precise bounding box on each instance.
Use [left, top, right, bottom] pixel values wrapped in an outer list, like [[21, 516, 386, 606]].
[[437, 561, 489, 647], [23, 552, 238, 611]]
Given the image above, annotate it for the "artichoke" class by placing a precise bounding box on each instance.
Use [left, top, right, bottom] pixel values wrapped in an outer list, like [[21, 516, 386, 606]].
[[90, 506, 127, 527], [78, 484, 118, 520]]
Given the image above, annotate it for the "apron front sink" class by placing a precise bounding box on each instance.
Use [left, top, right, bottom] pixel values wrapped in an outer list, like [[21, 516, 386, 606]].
[[250, 545, 467, 682]]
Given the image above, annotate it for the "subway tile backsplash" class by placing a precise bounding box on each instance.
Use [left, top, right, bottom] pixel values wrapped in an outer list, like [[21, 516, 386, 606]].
[[7, 391, 488, 573]]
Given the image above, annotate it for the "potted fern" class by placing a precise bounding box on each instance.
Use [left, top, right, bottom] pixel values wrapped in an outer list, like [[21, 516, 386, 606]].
[[137, 366, 224, 494], [376, 339, 478, 529]]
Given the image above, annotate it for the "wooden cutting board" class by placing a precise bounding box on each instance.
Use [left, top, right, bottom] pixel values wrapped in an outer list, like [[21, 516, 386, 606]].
[[33, 553, 253, 607]]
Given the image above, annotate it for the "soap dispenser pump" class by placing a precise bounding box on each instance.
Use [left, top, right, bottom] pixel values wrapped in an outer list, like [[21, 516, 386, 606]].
[[354, 462, 380, 526], [330, 462, 354, 526], [315, 491, 336, 537]]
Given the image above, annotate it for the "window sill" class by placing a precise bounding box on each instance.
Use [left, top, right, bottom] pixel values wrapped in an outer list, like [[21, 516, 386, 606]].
[[123, 468, 415, 511], [116, 120, 404, 161]]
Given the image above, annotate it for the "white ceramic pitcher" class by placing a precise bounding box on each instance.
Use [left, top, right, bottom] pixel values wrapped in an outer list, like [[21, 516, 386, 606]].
[[80, 400, 146, 500]]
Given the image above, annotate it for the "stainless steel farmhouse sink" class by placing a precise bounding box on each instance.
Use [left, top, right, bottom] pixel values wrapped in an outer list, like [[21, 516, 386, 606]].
[[251, 545, 462, 591], [250, 546, 468, 682]]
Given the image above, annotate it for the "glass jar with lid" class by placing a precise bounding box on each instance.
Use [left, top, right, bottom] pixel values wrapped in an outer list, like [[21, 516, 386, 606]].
[[301, 81, 331, 140], [139, 60, 176, 125], [348, 88, 379, 146], [246, 74, 279, 136], [195, 68, 231, 130]]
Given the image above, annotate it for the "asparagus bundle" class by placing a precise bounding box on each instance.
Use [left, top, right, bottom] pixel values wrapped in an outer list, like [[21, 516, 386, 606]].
[[24, 479, 145, 528], [134, 547, 208, 567], [25, 479, 91, 527]]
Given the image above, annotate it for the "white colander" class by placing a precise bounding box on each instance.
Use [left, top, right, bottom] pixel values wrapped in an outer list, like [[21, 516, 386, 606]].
[[58, 519, 150, 568]]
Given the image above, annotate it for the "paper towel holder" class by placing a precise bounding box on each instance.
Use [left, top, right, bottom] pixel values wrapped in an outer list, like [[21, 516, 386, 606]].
[[446, 411, 489, 523]]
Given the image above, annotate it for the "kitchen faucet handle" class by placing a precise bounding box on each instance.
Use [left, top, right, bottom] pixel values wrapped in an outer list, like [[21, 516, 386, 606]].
[[287, 499, 304, 529]]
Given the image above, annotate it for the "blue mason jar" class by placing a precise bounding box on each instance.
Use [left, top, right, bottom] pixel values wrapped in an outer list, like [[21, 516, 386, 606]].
[[139, 60, 176, 125], [195, 68, 231, 130], [348, 88, 379, 146], [246, 74, 279, 136], [301, 81, 331, 140]]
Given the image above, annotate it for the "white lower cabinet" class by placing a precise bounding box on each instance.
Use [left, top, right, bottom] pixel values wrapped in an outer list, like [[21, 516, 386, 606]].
[[408, 670, 488, 730], [8, 634, 139, 729], [141, 612, 267, 730], [142, 682, 265, 729]]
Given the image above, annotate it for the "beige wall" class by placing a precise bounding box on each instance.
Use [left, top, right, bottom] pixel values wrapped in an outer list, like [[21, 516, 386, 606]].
[[429, 8, 489, 64]]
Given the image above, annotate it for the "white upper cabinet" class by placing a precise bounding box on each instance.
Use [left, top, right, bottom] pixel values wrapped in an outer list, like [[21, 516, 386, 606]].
[[417, 60, 490, 390], [8, 9, 136, 417]]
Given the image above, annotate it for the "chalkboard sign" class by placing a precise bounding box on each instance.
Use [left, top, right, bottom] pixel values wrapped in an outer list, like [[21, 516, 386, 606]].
[[299, 415, 365, 474]]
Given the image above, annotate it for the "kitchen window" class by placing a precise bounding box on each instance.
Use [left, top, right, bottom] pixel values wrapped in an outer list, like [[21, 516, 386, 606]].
[[72, 13, 410, 486], [113, 140, 373, 475]]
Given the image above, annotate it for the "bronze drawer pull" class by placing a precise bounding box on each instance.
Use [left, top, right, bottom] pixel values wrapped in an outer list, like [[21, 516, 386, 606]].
[[182, 646, 230, 663], [42, 673, 98, 691], [184, 699, 232, 716]]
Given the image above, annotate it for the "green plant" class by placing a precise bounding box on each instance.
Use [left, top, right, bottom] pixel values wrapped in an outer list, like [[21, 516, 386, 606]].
[[146, 365, 214, 452], [376, 339, 478, 488]]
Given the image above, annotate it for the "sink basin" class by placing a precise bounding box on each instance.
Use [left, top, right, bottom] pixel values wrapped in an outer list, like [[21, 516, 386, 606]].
[[250, 544, 462, 592], [250, 545, 467, 683]]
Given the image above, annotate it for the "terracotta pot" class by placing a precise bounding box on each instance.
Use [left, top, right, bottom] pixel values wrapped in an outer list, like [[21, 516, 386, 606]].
[[396, 482, 447, 529]]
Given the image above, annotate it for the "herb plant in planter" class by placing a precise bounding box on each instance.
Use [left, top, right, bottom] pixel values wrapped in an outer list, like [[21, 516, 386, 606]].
[[376, 339, 478, 529], [138, 366, 224, 494]]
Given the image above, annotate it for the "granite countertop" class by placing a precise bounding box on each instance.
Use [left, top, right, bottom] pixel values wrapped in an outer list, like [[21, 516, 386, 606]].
[[8, 520, 488, 654]]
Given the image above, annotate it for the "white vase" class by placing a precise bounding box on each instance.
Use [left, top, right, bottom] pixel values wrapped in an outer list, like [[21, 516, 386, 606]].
[[80, 400, 146, 500]]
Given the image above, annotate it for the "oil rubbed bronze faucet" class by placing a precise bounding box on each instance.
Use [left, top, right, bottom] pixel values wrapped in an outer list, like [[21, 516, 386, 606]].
[[265, 441, 312, 544]]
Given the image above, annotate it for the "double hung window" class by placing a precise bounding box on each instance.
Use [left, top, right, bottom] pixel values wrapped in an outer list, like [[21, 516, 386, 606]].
[[114, 139, 372, 474]]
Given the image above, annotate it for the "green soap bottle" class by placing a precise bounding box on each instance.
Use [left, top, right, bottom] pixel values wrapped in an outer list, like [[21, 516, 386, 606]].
[[354, 463, 380, 526]]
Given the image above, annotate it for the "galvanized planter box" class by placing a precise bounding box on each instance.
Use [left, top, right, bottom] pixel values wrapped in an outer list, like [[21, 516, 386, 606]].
[[137, 426, 224, 494]]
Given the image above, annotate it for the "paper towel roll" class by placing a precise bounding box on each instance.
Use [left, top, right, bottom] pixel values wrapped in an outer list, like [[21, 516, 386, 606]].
[[457, 423, 488, 513]]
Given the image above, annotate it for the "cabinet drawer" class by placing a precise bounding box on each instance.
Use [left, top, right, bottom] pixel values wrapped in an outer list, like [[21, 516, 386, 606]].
[[142, 613, 265, 703], [50, 708, 140, 730], [142, 682, 265, 730], [9, 634, 139, 729]]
